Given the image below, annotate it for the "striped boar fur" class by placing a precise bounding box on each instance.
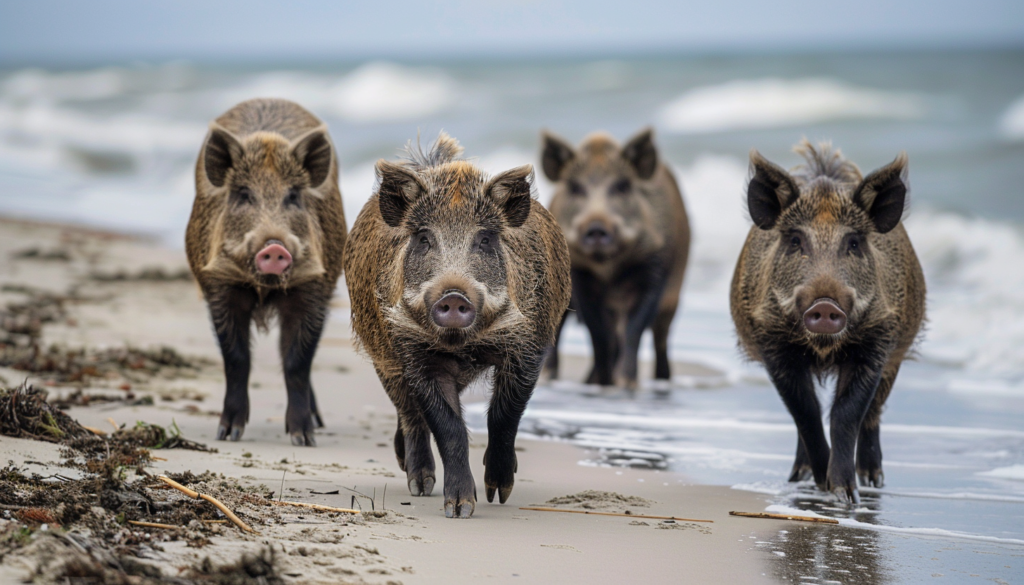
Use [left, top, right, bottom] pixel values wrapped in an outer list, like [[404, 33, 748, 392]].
[[186, 98, 347, 447], [345, 133, 570, 518], [730, 140, 925, 503]]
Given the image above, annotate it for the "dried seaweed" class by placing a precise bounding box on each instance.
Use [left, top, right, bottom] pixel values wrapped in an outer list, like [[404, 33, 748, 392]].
[[0, 383, 93, 442]]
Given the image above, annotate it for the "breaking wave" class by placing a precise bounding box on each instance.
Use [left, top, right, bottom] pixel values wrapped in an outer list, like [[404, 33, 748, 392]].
[[657, 78, 927, 134], [1000, 93, 1024, 140]]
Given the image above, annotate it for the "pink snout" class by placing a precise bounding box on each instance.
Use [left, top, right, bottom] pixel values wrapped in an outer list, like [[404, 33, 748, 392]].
[[255, 240, 292, 275]]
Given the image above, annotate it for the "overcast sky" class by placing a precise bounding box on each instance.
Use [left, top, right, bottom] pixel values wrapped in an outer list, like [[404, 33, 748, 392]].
[[2, 0, 1023, 64]]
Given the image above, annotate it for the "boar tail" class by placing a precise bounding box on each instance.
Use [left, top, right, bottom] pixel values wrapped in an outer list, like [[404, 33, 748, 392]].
[[791, 139, 862, 185]]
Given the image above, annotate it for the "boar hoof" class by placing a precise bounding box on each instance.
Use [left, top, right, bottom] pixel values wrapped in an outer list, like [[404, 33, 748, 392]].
[[290, 431, 316, 447], [408, 473, 435, 497], [827, 478, 860, 505], [788, 464, 813, 483], [857, 468, 884, 488], [216, 423, 244, 442], [444, 498, 475, 519], [485, 483, 515, 505]]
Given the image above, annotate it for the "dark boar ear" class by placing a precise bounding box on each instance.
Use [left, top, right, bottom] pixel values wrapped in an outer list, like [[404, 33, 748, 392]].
[[854, 153, 908, 234], [486, 164, 534, 228], [375, 160, 425, 228], [290, 126, 333, 189], [622, 127, 658, 180], [203, 124, 243, 188], [747, 150, 800, 230], [541, 131, 576, 181]]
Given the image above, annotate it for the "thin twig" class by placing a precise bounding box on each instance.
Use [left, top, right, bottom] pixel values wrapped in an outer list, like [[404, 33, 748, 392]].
[[729, 511, 838, 524], [128, 520, 179, 530], [279, 470, 286, 503], [519, 507, 714, 523], [157, 475, 255, 533], [270, 500, 360, 514], [81, 425, 107, 436]]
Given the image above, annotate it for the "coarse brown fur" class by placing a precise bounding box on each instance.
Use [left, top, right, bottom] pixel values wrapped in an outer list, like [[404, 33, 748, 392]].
[[345, 132, 570, 518], [730, 139, 925, 502], [542, 129, 690, 389], [185, 98, 347, 446]]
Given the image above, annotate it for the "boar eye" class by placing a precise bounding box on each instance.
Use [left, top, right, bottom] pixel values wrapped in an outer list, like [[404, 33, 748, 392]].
[[284, 188, 301, 208], [786, 232, 804, 254], [846, 233, 865, 257], [609, 178, 631, 195], [567, 180, 585, 196], [474, 230, 497, 254], [231, 187, 254, 206], [412, 230, 431, 255]]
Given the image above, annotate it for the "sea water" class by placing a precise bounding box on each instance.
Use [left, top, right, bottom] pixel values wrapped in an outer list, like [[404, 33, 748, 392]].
[[1, 51, 1023, 573]]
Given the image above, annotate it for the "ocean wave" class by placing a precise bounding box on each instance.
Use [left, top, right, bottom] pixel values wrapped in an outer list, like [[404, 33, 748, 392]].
[[1000, 93, 1024, 140], [657, 78, 927, 134], [220, 62, 456, 123], [977, 465, 1024, 481]]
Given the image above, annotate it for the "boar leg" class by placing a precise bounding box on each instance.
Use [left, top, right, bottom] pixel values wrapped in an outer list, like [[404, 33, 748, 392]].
[[652, 309, 674, 381], [542, 311, 568, 381], [789, 437, 814, 482], [416, 375, 475, 518], [277, 287, 328, 447], [380, 372, 436, 497], [829, 358, 884, 503], [571, 270, 615, 386], [208, 286, 257, 442], [484, 354, 543, 505], [764, 353, 830, 489], [615, 269, 667, 391], [857, 363, 899, 488]]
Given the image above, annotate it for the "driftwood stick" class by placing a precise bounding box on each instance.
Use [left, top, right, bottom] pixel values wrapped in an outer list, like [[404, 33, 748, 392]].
[[81, 425, 107, 437], [128, 520, 179, 530], [157, 475, 255, 533], [729, 511, 839, 524], [271, 500, 361, 514], [519, 507, 713, 523]]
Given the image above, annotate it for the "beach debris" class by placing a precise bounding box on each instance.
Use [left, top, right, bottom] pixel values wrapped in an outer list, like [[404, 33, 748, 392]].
[[185, 545, 284, 584], [519, 506, 713, 523], [10, 247, 72, 261], [542, 490, 652, 510], [114, 420, 216, 452], [269, 500, 360, 514], [0, 382, 93, 442], [158, 475, 256, 533], [729, 511, 839, 524], [1, 343, 211, 387], [89, 266, 193, 282]]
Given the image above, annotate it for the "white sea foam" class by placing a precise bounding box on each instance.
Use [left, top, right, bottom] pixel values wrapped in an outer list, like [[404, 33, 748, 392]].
[[657, 78, 927, 134], [977, 465, 1024, 481], [220, 63, 456, 123], [764, 505, 1024, 546], [1000, 94, 1024, 140]]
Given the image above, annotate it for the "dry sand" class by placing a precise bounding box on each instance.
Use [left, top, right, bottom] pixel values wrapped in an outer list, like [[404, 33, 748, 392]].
[[0, 217, 783, 584]]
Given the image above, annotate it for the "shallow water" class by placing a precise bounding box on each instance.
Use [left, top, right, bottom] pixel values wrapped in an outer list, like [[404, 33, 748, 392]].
[[3, 51, 1024, 578]]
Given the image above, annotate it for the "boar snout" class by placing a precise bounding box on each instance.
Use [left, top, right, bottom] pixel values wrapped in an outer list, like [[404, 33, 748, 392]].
[[581, 220, 615, 249], [255, 239, 293, 275], [803, 299, 847, 335], [431, 291, 476, 329]]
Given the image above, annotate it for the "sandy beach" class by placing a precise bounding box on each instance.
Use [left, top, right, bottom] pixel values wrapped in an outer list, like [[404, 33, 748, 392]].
[[0, 217, 795, 583]]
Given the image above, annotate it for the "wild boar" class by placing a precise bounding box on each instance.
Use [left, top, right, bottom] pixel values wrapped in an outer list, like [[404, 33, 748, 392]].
[[541, 129, 690, 390], [345, 133, 570, 518], [185, 98, 347, 447], [730, 140, 925, 502]]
